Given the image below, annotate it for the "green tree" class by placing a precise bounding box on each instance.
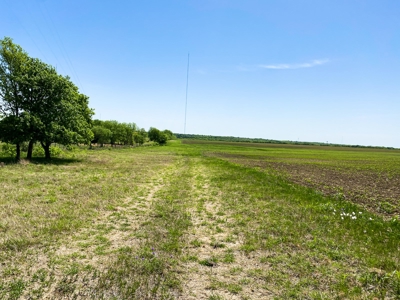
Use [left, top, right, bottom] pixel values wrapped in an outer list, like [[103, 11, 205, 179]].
[[101, 121, 125, 146], [157, 132, 168, 145], [122, 122, 137, 145], [92, 125, 112, 146], [162, 129, 175, 140], [92, 120, 140, 147], [148, 127, 160, 142], [0, 37, 94, 159], [0, 37, 30, 160], [20, 59, 93, 158], [133, 128, 147, 145], [148, 127, 168, 145]]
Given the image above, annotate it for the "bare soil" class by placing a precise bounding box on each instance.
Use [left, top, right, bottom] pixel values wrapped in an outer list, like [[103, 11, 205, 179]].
[[207, 152, 400, 218]]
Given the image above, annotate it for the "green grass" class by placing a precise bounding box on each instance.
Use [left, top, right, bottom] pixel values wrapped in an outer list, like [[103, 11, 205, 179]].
[[0, 140, 399, 298]]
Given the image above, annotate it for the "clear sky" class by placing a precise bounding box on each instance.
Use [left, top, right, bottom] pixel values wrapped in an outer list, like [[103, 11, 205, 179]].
[[2, 0, 400, 147]]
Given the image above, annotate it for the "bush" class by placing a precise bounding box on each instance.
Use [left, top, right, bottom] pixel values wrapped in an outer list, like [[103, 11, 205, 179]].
[[50, 146, 63, 157], [148, 128, 170, 145], [1, 143, 16, 157], [32, 145, 45, 157], [32, 144, 63, 158], [162, 130, 175, 140], [157, 132, 168, 145]]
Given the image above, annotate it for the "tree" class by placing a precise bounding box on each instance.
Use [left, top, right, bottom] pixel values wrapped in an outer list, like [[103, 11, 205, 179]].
[[133, 128, 147, 145], [157, 132, 168, 145], [0, 37, 30, 160], [92, 120, 141, 147], [92, 125, 112, 146], [148, 127, 168, 145], [19, 59, 93, 159], [148, 127, 160, 142], [121, 122, 137, 145], [0, 114, 27, 159], [101, 120, 125, 146], [162, 129, 175, 140], [0, 37, 94, 159]]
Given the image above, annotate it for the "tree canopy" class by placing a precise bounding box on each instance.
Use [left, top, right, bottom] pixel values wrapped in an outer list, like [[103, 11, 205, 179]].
[[0, 37, 29, 160], [148, 127, 174, 145], [92, 120, 142, 146], [0, 37, 93, 159]]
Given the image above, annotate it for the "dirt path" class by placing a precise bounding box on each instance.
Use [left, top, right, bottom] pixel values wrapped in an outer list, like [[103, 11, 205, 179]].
[[178, 159, 273, 300]]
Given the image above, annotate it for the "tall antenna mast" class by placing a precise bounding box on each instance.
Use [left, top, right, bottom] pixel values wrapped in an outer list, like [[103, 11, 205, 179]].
[[184, 53, 190, 134]]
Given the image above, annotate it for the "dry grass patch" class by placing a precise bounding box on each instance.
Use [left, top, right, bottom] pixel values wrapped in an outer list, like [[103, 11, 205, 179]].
[[0, 148, 175, 299]]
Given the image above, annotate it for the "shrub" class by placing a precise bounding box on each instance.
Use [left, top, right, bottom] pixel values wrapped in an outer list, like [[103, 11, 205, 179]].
[[50, 146, 63, 157], [1, 143, 16, 157], [32, 145, 45, 157]]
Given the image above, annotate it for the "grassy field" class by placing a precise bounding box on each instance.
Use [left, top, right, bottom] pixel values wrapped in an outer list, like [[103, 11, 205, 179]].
[[0, 141, 399, 299]]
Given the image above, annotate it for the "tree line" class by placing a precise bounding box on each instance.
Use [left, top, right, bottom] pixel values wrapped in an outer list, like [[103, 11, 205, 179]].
[[175, 133, 398, 150], [0, 37, 174, 160], [91, 120, 175, 147]]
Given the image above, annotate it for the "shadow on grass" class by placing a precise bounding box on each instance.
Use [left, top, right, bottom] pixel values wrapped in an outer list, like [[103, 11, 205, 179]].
[[0, 156, 82, 165]]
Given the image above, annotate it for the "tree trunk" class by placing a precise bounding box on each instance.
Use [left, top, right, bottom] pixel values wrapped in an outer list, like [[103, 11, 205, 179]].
[[41, 142, 51, 159], [26, 140, 34, 159], [16, 143, 21, 161]]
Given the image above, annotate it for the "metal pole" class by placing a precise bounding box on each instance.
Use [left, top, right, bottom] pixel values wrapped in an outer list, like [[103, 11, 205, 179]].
[[184, 53, 190, 134]]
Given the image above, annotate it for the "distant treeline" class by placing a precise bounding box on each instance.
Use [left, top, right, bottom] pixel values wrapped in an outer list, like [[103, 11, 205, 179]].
[[0, 121, 175, 160], [91, 120, 175, 147], [174, 133, 398, 150]]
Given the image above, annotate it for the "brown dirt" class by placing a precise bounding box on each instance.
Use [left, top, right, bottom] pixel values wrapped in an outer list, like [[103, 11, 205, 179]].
[[207, 152, 400, 219]]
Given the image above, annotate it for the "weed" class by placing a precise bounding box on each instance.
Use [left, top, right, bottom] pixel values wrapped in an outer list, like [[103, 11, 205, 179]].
[[229, 267, 243, 274], [226, 283, 242, 294], [190, 239, 202, 247], [210, 241, 225, 249], [199, 257, 218, 267], [221, 250, 235, 263], [56, 279, 75, 295], [185, 255, 199, 262]]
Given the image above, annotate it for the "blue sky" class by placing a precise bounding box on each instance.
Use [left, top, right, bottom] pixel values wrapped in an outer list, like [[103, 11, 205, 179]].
[[2, 0, 400, 147]]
